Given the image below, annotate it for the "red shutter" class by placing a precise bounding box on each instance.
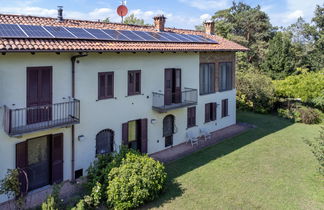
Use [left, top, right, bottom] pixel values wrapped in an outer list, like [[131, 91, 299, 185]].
[[51, 133, 64, 184], [122, 122, 129, 146], [205, 103, 210, 123], [140, 119, 148, 154], [16, 142, 28, 195], [212, 103, 217, 121]]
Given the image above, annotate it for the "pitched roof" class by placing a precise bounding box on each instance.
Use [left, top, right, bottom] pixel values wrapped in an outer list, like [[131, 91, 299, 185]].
[[0, 14, 248, 52]]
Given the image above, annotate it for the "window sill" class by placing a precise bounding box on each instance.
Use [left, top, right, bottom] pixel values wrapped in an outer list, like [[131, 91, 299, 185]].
[[204, 120, 216, 124], [186, 125, 197, 130], [221, 115, 230, 118], [199, 92, 216, 96], [96, 97, 117, 101], [125, 93, 144, 97]]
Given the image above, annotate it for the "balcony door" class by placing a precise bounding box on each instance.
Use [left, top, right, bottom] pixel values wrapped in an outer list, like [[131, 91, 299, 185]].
[[27, 67, 52, 124], [164, 68, 181, 106]]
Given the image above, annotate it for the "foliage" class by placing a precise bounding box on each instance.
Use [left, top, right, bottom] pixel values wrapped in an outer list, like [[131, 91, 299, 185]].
[[71, 182, 102, 210], [42, 195, 58, 210], [86, 147, 140, 202], [124, 14, 148, 26], [305, 127, 324, 175], [236, 71, 275, 113], [102, 17, 110, 23], [273, 70, 324, 102], [0, 169, 20, 199], [277, 105, 323, 124], [261, 32, 296, 79], [106, 153, 167, 209], [312, 95, 324, 111]]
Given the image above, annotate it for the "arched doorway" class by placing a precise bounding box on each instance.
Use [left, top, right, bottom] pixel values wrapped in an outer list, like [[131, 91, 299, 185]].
[[96, 129, 114, 155], [163, 115, 175, 147]]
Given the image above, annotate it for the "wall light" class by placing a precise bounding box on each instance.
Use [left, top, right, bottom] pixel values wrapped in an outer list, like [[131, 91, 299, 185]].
[[78, 135, 85, 141]]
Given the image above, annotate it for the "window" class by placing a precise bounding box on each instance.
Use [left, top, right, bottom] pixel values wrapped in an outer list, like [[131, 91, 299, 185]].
[[205, 103, 216, 123], [96, 129, 114, 155], [163, 115, 175, 147], [122, 119, 148, 153], [187, 107, 196, 128], [222, 99, 229, 118], [219, 62, 233, 91], [199, 63, 215, 95], [128, 70, 141, 96], [98, 72, 114, 100]]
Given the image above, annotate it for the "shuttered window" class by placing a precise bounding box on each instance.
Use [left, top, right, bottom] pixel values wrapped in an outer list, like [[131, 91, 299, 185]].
[[199, 63, 215, 95], [128, 70, 141, 96], [222, 99, 229, 118], [187, 107, 196, 128], [219, 62, 233, 91], [122, 119, 148, 154], [205, 103, 217, 123], [96, 129, 114, 155], [98, 72, 114, 100]]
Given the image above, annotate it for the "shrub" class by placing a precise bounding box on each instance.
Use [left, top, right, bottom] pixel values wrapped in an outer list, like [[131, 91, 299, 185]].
[[277, 108, 294, 120], [42, 195, 57, 210], [41, 184, 62, 210], [71, 182, 102, 210], [305, 127, 324, 175], [312, 95, 324, 111], [106, 153, 167, 209], [236, 71, 275, 113], [273, 70, 324, 103], [298, 106, 323, 124]]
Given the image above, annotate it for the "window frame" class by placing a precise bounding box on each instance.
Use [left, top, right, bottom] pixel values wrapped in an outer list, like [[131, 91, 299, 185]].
[[95, 129, 114, 156], [128, 70, 141, 96], [219, 62, 233, 92], [221, 99, 229, 118], [205, 103, 217, 123], [98, 72, 114, 100], [187, 106, 196, 128], [199, 63, 216, 95]]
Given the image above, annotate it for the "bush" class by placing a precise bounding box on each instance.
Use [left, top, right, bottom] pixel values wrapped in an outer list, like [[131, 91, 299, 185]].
[[277, 106, 323, 124], [71, 182, 102, 210], [305, 127, 324, 175], [42, 195, 57, 210], [106, 153, 167, 209], [236, 71, 275, 113], [274, 70, 324, 103]]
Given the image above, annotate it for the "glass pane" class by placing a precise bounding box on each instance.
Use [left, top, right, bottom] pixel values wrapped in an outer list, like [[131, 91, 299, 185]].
[[128, 121, 137, 142]]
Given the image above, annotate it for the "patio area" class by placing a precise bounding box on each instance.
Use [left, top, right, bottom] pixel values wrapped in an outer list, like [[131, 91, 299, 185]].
[[150, 122, 254, 163]]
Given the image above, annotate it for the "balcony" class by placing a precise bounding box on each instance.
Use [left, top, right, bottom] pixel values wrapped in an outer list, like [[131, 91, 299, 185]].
[[152, 88, 198, 113], [3, 99, 80, 137]]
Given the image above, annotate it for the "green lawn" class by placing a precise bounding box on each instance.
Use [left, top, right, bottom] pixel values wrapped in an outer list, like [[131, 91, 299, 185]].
[[145, 112, 324, 210]]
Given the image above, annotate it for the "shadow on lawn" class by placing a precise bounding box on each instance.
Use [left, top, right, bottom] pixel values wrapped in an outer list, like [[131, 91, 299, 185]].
[[143, 112, 294, 209]]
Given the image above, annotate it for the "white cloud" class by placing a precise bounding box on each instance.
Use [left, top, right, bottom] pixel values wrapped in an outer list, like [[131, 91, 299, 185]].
[[200, 13, 212, 22], [178, 0, 229, 10]]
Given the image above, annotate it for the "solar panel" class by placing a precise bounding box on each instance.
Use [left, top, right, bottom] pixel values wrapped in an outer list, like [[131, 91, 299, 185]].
[[146, 32, 171, 42], [118, 30, 145, 41], [44, 26, 76, 38], [184, 34, 203, 42], [102, 29, 129, 41], [85, 28, 114, 40], [0, 24, 27, 38], [168, 33, 192, 42], [66, 27, 95, 39], [160, 32, 182, 42], [131, 31, 158, 41], [192, 34, 218, 43], [19, 25, 53, 38]]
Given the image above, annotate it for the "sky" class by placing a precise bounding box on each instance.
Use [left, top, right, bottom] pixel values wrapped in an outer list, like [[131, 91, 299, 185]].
[[0, 0, 322, 29]]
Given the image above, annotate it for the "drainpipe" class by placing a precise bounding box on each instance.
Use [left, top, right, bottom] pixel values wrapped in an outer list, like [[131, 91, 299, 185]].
[[71, 53, 88, 181]]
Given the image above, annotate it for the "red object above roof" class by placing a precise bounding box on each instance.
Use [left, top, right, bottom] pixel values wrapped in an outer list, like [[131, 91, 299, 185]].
[[117, 5, 128, 17]]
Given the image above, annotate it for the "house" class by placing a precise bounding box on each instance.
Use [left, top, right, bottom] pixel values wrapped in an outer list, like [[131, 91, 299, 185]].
[[0, 8, 247, 203]]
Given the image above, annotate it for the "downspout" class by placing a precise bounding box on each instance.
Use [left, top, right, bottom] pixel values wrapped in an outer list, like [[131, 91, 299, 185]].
[[71, 53, 88, 181]]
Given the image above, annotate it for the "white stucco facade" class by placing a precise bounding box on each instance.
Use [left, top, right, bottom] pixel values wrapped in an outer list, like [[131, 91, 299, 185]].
[[0, 51, 236, 203]]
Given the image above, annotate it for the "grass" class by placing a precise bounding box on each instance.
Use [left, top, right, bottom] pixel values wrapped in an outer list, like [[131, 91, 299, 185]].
[[145, 112, 324, 210]]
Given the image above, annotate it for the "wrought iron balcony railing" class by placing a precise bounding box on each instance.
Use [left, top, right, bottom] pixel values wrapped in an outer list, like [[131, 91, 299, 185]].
[[152, 88, 198, 112], [3, 99, 80, 137]]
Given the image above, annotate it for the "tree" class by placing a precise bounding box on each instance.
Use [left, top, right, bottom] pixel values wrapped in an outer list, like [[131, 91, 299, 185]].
[[211, 2, 275, 69], [123, 14, 146, 26], [102, 17, 110, 23], [261, 32, 295, 79]]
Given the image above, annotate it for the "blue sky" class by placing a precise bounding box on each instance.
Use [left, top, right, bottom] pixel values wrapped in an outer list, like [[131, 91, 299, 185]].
[[0, 0, 322, 29]]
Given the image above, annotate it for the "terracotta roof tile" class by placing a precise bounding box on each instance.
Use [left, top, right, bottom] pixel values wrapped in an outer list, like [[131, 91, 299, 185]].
[[0, 14, 248, 52]]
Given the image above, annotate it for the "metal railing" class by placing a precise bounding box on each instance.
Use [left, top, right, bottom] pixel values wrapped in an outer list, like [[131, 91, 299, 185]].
[[3, 99, 80, 136], [152, 88, 198, 112]]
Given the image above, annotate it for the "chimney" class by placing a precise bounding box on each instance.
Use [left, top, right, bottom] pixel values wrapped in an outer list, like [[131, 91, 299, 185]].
[[153, 15, 166, 32], [204, 21, 215, 35], [57, 6, 63, 22]]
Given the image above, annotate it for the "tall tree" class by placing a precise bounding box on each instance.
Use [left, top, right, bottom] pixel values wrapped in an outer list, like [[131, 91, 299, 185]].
[[261, 32, 296, 79]]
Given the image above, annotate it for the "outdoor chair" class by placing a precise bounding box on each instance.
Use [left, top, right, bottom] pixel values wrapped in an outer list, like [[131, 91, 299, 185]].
[[200, 127, 211, 141], [186, 130, 199, 146]]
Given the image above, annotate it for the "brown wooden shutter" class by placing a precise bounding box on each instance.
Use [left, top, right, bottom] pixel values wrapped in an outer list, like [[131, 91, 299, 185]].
[[51, 133, 64, 184], [212, 103, 217, 121], [135, 71, 141, 94], [227, 63, 232, 90], [225, 99, 229, 116], [187, 108, 191, 127], [140, 119, 148, 154], [16, 141, 28, 195], [98, 73, 106, 99], [122, 122, 129, 145], [107, 72, 114, 98], [205, 103, 210, 123]]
